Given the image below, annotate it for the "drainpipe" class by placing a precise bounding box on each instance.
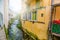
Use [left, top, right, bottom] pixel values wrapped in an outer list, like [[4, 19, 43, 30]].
[[50, 0, 54, 32], [49, 0, 54, 31], [49, 0, 54, 40]]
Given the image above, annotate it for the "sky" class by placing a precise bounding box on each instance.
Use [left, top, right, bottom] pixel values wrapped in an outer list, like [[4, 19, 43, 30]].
[[0, 0, 23, 17], [9, 0, 23, 13], [0, 0, 24, 14], [0, 0, 23, 25]]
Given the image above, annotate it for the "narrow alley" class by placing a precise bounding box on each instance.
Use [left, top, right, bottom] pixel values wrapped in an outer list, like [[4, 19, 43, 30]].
[[8, 20, 23, 40], [0, 0, 60, 40]]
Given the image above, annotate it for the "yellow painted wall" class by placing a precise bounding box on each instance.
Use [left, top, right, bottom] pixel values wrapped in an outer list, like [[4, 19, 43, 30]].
[[36, 6, 51, 40], [37, 9, 45, 22], [30, 0, 36, 10], [22, 0, 51, 40], [24, 21, 32, 32], [40, 0, 51, 7]]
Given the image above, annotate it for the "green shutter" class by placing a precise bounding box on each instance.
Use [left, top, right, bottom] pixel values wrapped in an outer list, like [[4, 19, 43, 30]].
[[32, 11, 36, 20]]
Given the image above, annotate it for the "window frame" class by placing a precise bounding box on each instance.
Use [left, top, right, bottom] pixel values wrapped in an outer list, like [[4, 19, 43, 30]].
[[27, 12, 31, 20], [23, 13, 27, 20], [31, 9, 37, 21]]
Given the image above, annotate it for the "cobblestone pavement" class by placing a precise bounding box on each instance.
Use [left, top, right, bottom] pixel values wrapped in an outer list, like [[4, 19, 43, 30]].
[[0, 28, 6, 40]]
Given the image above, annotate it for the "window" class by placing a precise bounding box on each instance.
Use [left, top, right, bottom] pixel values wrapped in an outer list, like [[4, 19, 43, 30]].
[[31, 10, 37, 20], [23, 13, 27, 20], [27, 12, 31, 20], [41, 13, 44, 17]]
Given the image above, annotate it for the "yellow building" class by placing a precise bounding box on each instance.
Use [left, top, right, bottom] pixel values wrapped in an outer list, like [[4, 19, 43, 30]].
[[21, 0, 51, 40]]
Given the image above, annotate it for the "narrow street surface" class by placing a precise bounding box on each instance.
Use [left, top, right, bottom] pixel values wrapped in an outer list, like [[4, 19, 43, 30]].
[[0, 28, 6, 40], [8, 20, 23, 40]]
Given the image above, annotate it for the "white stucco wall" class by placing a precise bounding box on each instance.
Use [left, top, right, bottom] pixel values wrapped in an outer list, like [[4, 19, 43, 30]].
[[4, 0, 9, 28]]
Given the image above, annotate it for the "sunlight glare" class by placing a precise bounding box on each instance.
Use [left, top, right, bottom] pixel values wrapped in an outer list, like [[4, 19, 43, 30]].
[[9, 0, 22, 13]]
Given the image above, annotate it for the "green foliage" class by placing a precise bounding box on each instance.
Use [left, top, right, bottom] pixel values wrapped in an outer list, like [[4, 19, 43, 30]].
[[23, 29, 39, 40], [4, 25, 9, 40], [3, 18, 15, 40], [17, 20, 22, 30], [8, 18, 15, 27]]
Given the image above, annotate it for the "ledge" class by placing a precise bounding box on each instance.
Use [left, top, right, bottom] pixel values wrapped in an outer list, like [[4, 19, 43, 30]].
[[22, 19, 45, 24], [29, 20, 45, 24], [52, 3, 60, 7], [21, 19, 27, 21], [52, 33, 60, 37]]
